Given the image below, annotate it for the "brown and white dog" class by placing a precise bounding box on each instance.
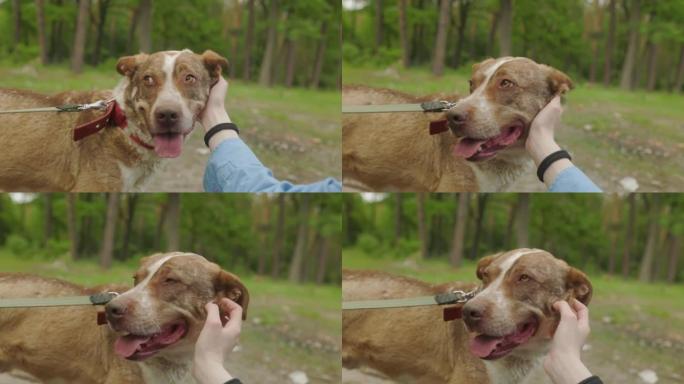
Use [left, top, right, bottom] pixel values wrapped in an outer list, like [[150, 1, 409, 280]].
[[342, 57, 573, 192], [0, 49, 228, 192], [0, 252, 249, 384], [342, 248, 592, 384]]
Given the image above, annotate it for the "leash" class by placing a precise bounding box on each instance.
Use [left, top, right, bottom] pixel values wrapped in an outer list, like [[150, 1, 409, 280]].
[[0, 292, 119, 308], [342, 100, 456, 114], [0, 99, 114, 114], [343, 289, 477, 310]]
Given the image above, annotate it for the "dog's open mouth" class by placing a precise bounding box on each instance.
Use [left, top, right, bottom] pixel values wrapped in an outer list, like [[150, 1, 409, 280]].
[[469, 318, 538, 360], [152, 133, 184, 158], [453, 122, 524, 162], [114, 321, 188, 361]]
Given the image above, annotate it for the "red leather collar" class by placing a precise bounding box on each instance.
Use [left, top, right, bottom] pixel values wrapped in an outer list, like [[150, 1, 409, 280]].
[[73, 101, 153, 151]]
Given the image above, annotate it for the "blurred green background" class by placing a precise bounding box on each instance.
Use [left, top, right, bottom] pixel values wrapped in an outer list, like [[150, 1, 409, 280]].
[[342, 0, 684, 192], [342, 192, 684, 384], [0, 192, 342, 384]]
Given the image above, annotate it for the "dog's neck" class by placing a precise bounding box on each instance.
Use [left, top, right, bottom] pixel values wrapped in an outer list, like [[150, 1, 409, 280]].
[[139, 355, 195, 384], [483, 353, 544, 384], [467, 146, 533, 191]]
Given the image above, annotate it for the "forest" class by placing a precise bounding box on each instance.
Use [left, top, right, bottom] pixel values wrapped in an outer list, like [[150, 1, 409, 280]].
[[0, 0, 341, 89], [343, 193, 684, 283], [0, 193, 343, 285], [343, 0, 684, 91]]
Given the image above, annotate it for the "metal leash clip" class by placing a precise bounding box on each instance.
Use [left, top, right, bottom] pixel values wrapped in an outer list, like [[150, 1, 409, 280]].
[[434, 289, 478, 305], [420, 100, 457, 112]]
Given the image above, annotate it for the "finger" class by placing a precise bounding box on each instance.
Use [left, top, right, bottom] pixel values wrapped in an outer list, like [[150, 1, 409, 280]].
[[554, 300, 577, 321], [218, 298, 243, 332], [571, 299, 590, 329], [204, 302, 221, 325]]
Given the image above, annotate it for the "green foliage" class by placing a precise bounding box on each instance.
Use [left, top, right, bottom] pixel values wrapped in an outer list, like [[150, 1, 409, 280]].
[[5, 233, 31, 255]]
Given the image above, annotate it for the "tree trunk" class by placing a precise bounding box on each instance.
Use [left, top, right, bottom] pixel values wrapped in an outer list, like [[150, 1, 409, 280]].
[[11, 0, 21, 50], [603, 0, 616, 85], [272, 194, 286, 278], [373, 0, 384, 54], [71, 0, 90, 74], [121, 195, 138, 260], [431, 0, 451, 76], [66, 194, 79, 261], [284, 40, 297, 87], [93, 0, 111, 65], [469, 194, 488, 260], [315, 236, 330, 284], [673, 44, 684, 92], [666, 234, 681, 283], [514, 194, 530, 247], [256, 195, 270, 275], [137, 0, 152, 52], [43, 194, 54, 246], [126, 5, 141, 53], [154, 200, 167, 250], [394, 194, 403, 245], [645, 42, 659, 91], [288, 195, 310, 283], [622, 194, 637, 278], [452, 0, 469, 68], [450, 193, 469, 267], [165, 194, 181, 251], [309, 21, 328, 88], [99, 193, 120, 270], [620, 0, 641, 90], [638, 196, 662, 282], [243, 0, 256, 81], [36, 0, 48, 65], [498, 0, 512, 56], [259, 0, 279, 86], [486, 11, 500, 57], [417, 193, 428, 259], [399, 0, 410, 68]]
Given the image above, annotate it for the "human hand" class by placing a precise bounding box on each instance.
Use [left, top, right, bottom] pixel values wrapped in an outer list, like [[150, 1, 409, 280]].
[[200, 76, 232, 132], [192, 298, 243, 384], [526, 96, 572, 186], [543, 299, 593, 384]]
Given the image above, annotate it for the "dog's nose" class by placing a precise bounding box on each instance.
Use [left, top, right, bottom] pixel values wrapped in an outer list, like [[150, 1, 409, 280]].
[[462, 302, 484, 326], [155, 109, 179, 127], [105, 301, 127, 319], [446, 110, 467, 126]]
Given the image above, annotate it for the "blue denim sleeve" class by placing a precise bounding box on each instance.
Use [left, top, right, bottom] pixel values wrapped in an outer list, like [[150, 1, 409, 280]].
[[203, 138, 342, 192], [548, 166, 602, 193]]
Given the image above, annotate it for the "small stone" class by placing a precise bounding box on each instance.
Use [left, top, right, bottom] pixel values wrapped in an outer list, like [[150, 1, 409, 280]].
[[638, 369, 658, 383]]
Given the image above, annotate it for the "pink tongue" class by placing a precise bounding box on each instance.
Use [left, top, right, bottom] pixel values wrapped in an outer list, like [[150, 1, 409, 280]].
[[453, 138, 487, 158], [114, 334, 151, 358], [469, 335, 504, 358], [153, 134, 183, 158]]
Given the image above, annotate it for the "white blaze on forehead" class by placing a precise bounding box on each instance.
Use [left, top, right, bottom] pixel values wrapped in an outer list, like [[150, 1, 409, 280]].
[[152, 51, 193, 125], [459, 57, 518, 128], [478, 248, 542, 309]]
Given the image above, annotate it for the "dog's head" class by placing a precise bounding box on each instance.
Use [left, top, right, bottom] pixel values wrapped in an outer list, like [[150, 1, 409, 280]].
[[105, 252, 248, 361], [446, 57, 573, 162], [116, 49, 229, 158], [462, 248, 591, 361]]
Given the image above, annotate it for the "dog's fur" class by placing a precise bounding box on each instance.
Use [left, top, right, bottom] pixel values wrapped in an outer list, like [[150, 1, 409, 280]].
[[342, 249, 592, 384], [0, 49, 228, 192], [342, 57, 573, 192], [0, 252, 248, 384]]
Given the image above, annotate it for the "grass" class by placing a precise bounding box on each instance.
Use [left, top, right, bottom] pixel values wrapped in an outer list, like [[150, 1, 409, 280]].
[[0, 63, 341, 190], [344, 248, 684, 383], [343, 63, 684, 192], [0, 251, 341, 383]]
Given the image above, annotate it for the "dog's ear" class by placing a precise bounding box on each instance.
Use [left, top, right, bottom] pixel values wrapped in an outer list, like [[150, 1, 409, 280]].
[[565, 267, 592, 305], [544, 65, 574, 95], [201, 50, 229, 85], [214, 269, 249, 320], [471, 58, 496, 75], [476, 254, 499, 281], [116, 53, 148, 77]]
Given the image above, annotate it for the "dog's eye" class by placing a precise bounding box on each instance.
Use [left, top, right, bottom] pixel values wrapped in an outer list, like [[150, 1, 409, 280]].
[[143, 75, 154, 86], [500, 79, 514, 88], [185, 74, 197, 84], [518, 274, 530, 282], [468, 80, 474, 92], [164, 277, 179, 284]]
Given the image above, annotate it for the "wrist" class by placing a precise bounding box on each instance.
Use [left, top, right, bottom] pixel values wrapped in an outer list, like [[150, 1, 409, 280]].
[[209, 130, 239, 151], [526, 134, 560, 166], [193, 359, 233, 384], [201, 110, 232, 131], [544, 353, 592, 384]]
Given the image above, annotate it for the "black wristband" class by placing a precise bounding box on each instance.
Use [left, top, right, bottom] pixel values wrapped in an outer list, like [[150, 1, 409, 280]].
[[224, 379, 242, 384], [204, 123, 239, 147], [578, 375, 603, 384], [537, 149, 571, 182]]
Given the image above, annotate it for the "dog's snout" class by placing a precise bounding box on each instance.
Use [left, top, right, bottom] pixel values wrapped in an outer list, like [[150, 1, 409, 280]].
[[446, 109, 467, 125], [462, 301, 485, 327], [105, 300, 127, 319], [155, 108, 180, 127]]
